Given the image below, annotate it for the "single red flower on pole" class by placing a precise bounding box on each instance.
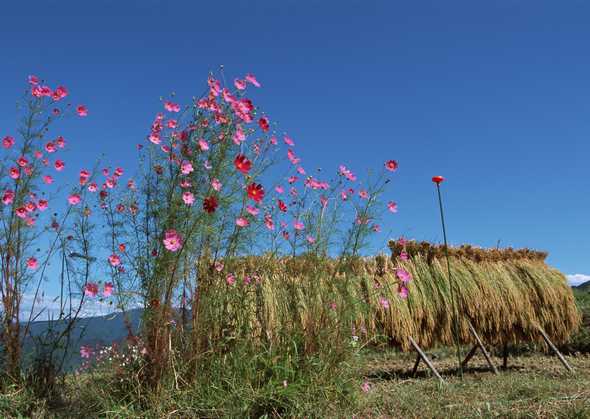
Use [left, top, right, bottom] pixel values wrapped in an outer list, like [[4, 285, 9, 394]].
[[432, 175, 445, 184], [385, 160, 398, 172], [203, 196, 218, 213], [234, 154, 252, 174], [247, 183, 265, 203]]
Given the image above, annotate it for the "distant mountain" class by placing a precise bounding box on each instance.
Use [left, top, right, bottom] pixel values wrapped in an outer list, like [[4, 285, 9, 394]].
[[21, 309, 143, 372], [574, 280, 590, 292]]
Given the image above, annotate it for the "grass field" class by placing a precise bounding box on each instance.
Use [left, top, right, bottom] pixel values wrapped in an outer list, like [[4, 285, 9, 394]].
[[353, 350, 590, 418]]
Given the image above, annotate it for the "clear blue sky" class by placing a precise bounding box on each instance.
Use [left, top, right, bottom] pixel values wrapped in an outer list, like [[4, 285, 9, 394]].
[[2, 0, 588, 282]]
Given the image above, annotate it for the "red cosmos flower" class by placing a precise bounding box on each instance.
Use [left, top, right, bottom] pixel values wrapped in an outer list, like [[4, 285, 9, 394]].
[[432, 176, 445, 184], [203, 196, 218, 213], [234, 154, 252, 174], [76, 105, 88, 117], [52, 86, 68, 101], [258, 116, 270, 132], [247, 183, 265, 203], [385, 160, 398, 172], [2, 136, 14, 149], [278, 199, 287, 213]]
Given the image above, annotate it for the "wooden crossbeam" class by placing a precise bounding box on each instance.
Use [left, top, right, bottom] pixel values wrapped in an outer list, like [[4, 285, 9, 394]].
[[467, 321, 498, 374], [537, 326, 574, 373], [409, 336, 445, 383], [461, 345, 478, 369]]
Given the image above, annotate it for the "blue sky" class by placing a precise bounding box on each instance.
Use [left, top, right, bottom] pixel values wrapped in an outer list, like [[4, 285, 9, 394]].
[[2, 0, 589, 296]]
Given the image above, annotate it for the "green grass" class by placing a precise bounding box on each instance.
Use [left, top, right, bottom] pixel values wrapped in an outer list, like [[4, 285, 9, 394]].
[[354, 350, 590, 418]]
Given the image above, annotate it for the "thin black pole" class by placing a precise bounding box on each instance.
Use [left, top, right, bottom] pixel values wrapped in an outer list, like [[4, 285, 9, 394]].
[[435, 182, 463, 378]]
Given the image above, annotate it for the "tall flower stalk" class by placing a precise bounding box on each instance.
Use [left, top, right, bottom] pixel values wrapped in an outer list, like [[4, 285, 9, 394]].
[[432, 175, 463, 377]]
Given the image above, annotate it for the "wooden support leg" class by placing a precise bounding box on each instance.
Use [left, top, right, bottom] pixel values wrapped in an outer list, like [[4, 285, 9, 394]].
[[537, 326, 574, 373], [461, 345, 478, 369], [467, 321, 498, 374], [409, 336, 445, 383], [411, 354, 421, 377]]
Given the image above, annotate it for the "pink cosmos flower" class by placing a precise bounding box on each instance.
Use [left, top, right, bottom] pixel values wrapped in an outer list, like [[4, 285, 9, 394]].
[[163, 229, 183, 252], [399, 251, 409, 261], [68, 194, 81, 205], [398, 284, 409, 299], [28, 75, 39, 85], [2, 190, 15, 205], [80, 345, 93, 359], [103, 282, 114, 297], [284, 135, 295, 146], [198, 139, 209, 151], [43, 175, 53, 185], [339, 165, 357, 181], [361, 381, 371, 393], [211, 178, 222, 191], [45, 142, 56, 153], [275, 185, 284, 194], [54, 160, 65, 171], [9, 167, 20, 179], [84, 282, 99, 297], [164, 101, 180, 112], [236, 217, 249, 228], [287, 149, 300, 165], [395, 268, 412, 283], [359, 190, 369, 199], [234, 79, 247, 90], [108, 254, 121, 267], [2, 136, 14, 149], [264, 214, 275, 231], [214, 261, 224, 272], [182, 191, 195, 206], [306, 236, 316, 244], [387, 201, 398, 213], [76, 105, 88, 117], [15, 207, 27, 218], [245, 73, 261, 87], [52, 86, 68, 101], [226, 273, 236, 286], [246, 205, 259, 216], [88, 183, 97, 192], [379, 297, 390, 309], [55, 136, 66, 148], [38, 199, 48, 211], [26, 257, 38, 269], [181, 160, 194, 175], [293, 221, 305, 231]]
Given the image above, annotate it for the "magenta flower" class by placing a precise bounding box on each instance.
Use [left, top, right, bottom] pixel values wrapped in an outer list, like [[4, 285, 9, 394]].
[[68, 194, 81, 205], [395, 268, 412, 283], [163, 229, 183, 252], [84, 282, 99, 297], [245, 73, 261, 87], [26, 257, 38, 270], [2, 136, 14, 149], [182, 191, 195, 206], [387, 201, 398, 213], [103, 282, 114, 297], [80, 345, 93, 359], [181, 160, 194, 175], [236, 217, 249, 228], [108, 254, 121, 267]]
